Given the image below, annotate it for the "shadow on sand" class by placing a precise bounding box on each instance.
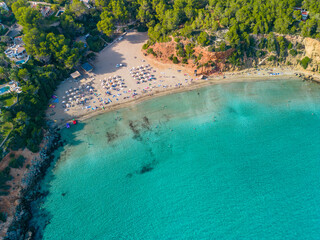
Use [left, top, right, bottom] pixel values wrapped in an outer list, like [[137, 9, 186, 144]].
[[93, 31, 148, 76]]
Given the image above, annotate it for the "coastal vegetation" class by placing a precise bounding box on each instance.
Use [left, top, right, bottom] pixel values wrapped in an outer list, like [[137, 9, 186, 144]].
[[300, 56, 311, 69], [138, 0, 320, 72], [0, 0, 319, 237], [0, 0, 319, 156], [8, 154, 25, 168]]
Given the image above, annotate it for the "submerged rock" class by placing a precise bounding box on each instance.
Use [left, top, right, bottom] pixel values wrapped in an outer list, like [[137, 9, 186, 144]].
[[140, 165, 154, 174], [4, 129, 63, 240]]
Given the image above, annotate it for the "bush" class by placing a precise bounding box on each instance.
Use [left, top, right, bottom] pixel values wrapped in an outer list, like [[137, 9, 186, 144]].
[[147, 48, 157, 57], [256, 50, 266, 58], [175, 42, 184, 50], [87, 52, 96, 60], [258, 38, 267, 49], [296, 43, 304, 49], [168, 54, 174, 61], [86, 36, 105, 52], [159, 36, 171, 42], [185, 43, 195, 58], [220, 42, 226, 51], [172, 56, 179, 64], [0, 27, 8, 36], [137, 25, 148, 32], [177, 48, 186, 58], [142, 43, 149, 50], [208, 46, 216, 52], [267, 55, 276, 61], [174, 37, 180, 43], [0, 167, 12, 188], [0, 212, 6, 222], [300, 57, 311, 69], [288, 42, 293, 49], [101, 34, 113, 43], [9, 155, 25, 168], [197, 32, 210, 46], [182, 58, 188, 64], [289, 49, 298, 57]]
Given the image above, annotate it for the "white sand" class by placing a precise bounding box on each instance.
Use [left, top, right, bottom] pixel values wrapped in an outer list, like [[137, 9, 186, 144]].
[[47, 31, 301, 126], [47, 31, 193, 125]]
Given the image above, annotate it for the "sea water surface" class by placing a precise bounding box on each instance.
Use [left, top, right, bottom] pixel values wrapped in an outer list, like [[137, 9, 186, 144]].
[[35, 79, 320, 239]]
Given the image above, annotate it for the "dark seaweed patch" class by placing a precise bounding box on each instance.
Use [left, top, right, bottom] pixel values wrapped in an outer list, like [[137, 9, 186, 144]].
[[143, 116, 150, 126], [106, 131, 118, 143], [138, 159, 158, 175], [132, 134, 143, 141], [129, 120, 143, 141], [140, 165, 153, 174], [227, 106, 237, 114], [126, 159, 159, 178], [162, 114, 171, 122], [142, 116, 151, 130], [129, 121, 139, 135]]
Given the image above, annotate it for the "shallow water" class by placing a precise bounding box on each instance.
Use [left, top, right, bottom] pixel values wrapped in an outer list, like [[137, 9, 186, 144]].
[[35, 79, 320, 239]]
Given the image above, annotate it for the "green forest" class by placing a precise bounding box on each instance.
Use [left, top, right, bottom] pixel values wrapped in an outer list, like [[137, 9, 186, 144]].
[[0, 0, 319, 154]]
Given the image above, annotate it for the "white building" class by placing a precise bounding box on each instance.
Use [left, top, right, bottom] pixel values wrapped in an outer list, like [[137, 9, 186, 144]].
[[0, 2, 9, 11], [5, 36, 28, 61], [80, 0, 91, 8]]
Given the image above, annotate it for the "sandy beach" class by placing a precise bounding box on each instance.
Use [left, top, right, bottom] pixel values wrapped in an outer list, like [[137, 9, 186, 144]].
[[47, 31, 304, 126]]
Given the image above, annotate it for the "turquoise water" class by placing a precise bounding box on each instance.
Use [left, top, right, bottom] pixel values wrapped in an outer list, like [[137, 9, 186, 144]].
[[0, 86, 10, 94], [36, 79, 320, 239], [16, 60, 25, 64]]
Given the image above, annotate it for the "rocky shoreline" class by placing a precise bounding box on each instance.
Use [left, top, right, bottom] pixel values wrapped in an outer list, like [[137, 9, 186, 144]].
[[4, 128, 63, 240], [2, 71, 320, 239]]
